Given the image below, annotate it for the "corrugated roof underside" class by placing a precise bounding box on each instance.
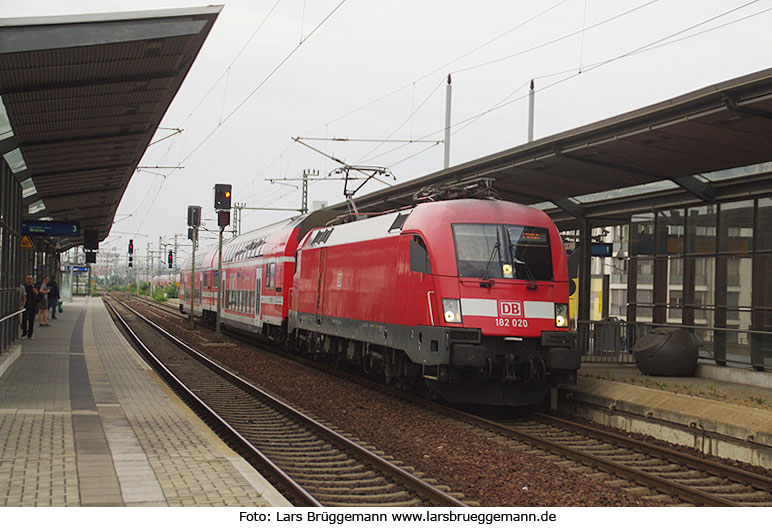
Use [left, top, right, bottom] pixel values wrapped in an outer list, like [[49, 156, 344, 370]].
[[0, 8, 219, 249]]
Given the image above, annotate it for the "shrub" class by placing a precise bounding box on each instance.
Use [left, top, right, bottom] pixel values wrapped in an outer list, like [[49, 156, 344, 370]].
[[152, 289, 167, 302]]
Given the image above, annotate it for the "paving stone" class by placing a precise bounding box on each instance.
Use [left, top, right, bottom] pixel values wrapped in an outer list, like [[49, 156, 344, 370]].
[[0, 297, 287, 506]]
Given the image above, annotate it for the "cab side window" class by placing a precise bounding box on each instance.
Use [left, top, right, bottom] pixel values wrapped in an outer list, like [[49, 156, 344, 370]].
[[409, 236, 431, 274]]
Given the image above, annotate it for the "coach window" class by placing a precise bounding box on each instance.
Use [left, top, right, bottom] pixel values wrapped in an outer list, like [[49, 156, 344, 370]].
[[266, 263, 274, 289], [275, 263, 283, 291]]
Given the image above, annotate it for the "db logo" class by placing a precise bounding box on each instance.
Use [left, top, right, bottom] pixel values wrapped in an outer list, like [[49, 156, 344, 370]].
[[499, 301, 522, 317]]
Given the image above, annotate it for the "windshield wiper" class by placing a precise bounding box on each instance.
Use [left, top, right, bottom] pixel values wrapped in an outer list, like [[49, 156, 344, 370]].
[[480, 241, 500, 285], [509, 242, 538, 290]]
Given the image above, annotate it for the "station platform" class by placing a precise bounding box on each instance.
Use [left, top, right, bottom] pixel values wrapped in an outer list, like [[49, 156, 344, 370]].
[[564, 361, 772, 468], [0, 296, 290, 507]]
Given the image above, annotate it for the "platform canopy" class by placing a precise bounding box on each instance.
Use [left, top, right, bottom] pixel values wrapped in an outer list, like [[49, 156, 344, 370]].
[[332, 67, 772, 230], [0, 6, 221, 249]]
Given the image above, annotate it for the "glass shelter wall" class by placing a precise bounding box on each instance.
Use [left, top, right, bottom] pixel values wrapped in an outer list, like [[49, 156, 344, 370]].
[[0, 159, 22, 350], [625, 197, 771, 370]]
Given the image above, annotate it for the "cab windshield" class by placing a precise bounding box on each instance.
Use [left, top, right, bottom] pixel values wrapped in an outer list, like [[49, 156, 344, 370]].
[[452, 224, 553, 281]]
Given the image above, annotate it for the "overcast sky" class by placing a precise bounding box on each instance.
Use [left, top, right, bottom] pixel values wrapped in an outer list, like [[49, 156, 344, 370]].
[[3, 0, 772, 264]]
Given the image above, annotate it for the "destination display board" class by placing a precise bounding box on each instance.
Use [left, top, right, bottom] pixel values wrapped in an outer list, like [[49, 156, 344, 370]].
[[22, 221, 80, 237]]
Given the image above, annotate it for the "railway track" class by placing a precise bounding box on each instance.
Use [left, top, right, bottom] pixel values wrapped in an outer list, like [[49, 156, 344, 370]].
[[502, 412, 772, 506], [123, 293, 772, 506], [105, 294, 468, 507], [414, 404, 772, 506]]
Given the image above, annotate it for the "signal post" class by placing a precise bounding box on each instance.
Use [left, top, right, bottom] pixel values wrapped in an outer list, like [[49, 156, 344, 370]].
[[213, 184, 231, 341], [187, 205, 201, 330]]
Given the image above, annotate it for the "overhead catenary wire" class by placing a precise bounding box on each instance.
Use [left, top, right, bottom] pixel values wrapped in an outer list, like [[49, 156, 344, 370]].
[[240, 0, 578, 198], [264, 0, 663, 184], [359, 0, 767, 167], [133, 0, 348, 233], [450, 0, 660, 76], [127, 0, 286, 233], [178, 0, 349, 168], [137, 0, 769, 241], [300, 0, 575, 136]]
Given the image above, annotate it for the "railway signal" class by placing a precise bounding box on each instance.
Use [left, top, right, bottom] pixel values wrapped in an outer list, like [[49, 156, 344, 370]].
[[128, 256, 133, 268], [168, 249, 173, 269], [128, 239, 134, 254], [214, 184, 232, 210], [187, 205, 201, 227], [218, 210, 230, 227]]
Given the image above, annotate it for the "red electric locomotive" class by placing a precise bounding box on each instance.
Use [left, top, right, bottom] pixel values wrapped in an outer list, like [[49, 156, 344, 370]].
[[289, 199, 578, 406], [181, 199, 579, 407]]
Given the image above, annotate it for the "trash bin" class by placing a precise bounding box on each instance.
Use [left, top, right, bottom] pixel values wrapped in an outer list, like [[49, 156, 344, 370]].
[[633, 328, 698, 376]]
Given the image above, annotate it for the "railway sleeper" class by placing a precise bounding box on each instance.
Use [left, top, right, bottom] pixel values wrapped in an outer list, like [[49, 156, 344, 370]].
[[255, 442, 333, 452], [277, 460, 375, 470], [603, 454, 649, 462], [289, 470, 378, 481], [323, 499, 423, 508], [730, 490, 772, 506], [311, 491, 415, 503], [698, 483, 756, 494], [277, 460, 368, 470], [604, 478, 633, 487], [302, 484, 402, 495], [638, 494, 677, 504], [267, 453, 351, 463], [257, 447, 341, 456], [577, 447, 622, 456], [294, 476, 385, 487], [240, 421, 309, 430], [639, 463, 689, 473], [624, 459, 677, 468], [664, 470, 715, 480], [285, 466, 372, 477]]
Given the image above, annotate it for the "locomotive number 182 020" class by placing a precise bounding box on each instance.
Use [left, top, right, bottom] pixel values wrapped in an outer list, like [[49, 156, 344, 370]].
[[495, 318, 528, 327]]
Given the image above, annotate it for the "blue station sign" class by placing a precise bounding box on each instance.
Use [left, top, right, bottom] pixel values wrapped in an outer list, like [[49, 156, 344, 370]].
[[591, 242, 614, 257], [22, 221, 80, 237]]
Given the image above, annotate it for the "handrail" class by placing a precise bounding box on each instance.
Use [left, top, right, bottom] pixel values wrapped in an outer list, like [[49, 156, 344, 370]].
[[0, 309, 24, 324], [577, 319, 772, 337]]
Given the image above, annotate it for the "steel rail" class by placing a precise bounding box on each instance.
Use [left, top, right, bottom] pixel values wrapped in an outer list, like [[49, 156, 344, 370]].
[[438, 408, 741, 506], [532, 411, 772, 492], [109, 294, 467, 507], [126, 293, 766, 505], [104, 297, 322, 507]]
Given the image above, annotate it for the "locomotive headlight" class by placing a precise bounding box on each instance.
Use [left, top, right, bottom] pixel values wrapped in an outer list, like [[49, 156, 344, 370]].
[[555, 303, 569, 328], [442, 298, 462, 324]]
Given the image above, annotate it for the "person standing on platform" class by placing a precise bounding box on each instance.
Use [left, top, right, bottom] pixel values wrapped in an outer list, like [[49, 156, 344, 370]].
[[48, 275, 60, 320], [20, 275, 38, 339], [37, 276, 50, 327]]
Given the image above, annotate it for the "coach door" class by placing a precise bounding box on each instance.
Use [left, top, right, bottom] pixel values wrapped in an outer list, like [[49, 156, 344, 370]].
[[315, 247, 327, 324], [255, 267, 262, 326], [220, 271, 226, 316]]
